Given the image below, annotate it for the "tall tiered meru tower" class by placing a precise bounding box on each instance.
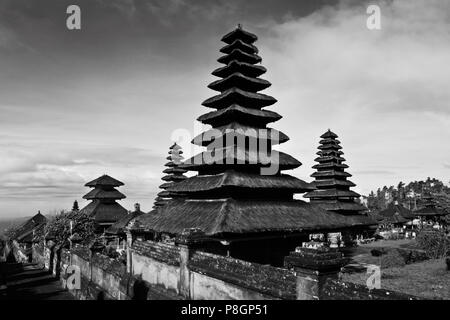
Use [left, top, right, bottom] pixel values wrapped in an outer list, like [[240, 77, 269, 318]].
[[134, 26, 374, 265], [304, 130, 376, 240], [305, 130, 366, 214], [153, 143, 187, 209]]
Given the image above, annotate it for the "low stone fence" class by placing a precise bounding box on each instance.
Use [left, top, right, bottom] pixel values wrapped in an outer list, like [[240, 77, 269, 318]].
[[30, 238, 422, 300]]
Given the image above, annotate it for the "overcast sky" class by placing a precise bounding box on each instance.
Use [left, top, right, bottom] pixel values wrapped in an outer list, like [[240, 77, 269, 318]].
[[0, 0, 449, 218]]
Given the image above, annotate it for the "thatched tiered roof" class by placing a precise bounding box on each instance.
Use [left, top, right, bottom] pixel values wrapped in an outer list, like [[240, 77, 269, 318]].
[[153, 143, 187, 209], [134, 26, 375, 239], [9, 212, 47, 243], [305, 130, 374, 222], [414, 193, 447, 217], [80, 174, 127, 224], [375, 203, 415, 225]]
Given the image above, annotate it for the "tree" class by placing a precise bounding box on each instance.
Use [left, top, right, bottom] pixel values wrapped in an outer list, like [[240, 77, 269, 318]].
[[72, 200, 80, 212], [43, 210, 96, 248]]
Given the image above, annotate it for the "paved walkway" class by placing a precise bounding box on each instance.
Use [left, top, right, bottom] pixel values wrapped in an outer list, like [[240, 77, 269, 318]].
[[0, 262, 73, 300]]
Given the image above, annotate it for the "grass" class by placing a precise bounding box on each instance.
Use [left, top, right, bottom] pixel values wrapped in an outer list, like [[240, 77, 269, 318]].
[[342, 258, 449, 299]]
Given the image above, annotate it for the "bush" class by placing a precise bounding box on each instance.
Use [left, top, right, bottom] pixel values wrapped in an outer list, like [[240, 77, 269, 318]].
[[416, 229, 450, 259], [380, 250, 406, 268]]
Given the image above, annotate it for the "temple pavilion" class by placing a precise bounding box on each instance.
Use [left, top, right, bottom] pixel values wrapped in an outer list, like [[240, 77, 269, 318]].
[[79, 174, 128, 233], [133, 26, 374, 266], [153, 143, 188, 209]]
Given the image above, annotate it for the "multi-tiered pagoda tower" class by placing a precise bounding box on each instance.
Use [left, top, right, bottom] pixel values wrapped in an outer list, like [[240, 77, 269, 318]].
[[153, 143, 187, 209], [414, 192, 447, 222], [305, 130, 367, 214], [80, 174, 128, 232], [304, 130, 376, 240], [134, 26, 373, 265]]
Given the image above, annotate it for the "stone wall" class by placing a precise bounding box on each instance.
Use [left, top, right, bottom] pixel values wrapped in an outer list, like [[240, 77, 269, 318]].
[[189, 251, 297, 300], [31, 239, 421, 300]]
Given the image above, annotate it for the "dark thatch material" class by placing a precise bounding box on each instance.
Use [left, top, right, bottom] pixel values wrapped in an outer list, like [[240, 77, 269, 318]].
[[218, 49, 262, 65], [9, 212, 47, 242], [212, 60, 266, 78], [181, 148, 302, 171], [221, 26, 258, 44], [82, 188, 126, 200], [220, 39, 258, 55], [105, 209, 144, 235], [321, 130, 338, 139], [85, 174, 124, 187], [134, 198, 376, 236], [414, 206, 446, 217], [376, 204, 415, 223], [202, 88, 277, 109], [167, 170, 314, 193], [153, 143, 188, 209], [305, 129, 366, 216], [305, 189, 361, 198], [208, 72, 270, 92], [191, 123, 289, 146], [198, 104, 282, 127], [79, 200, 127, 223]]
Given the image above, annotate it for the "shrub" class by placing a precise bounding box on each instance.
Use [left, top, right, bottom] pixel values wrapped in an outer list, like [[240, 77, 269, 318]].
[[416, 229, 450, 259], [380, 250, 406, 268]]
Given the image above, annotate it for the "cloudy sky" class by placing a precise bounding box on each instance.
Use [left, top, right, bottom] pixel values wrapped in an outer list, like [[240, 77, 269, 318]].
[[0, 0, 449, 218]]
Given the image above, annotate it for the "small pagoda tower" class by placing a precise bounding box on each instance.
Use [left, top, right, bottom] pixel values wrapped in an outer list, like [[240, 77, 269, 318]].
[[414, 192, 446, 222], [153, 143, 188, 209], [80, 174, 128, 232], [134, 26, 374, 266], [305, 130, 368, 215]]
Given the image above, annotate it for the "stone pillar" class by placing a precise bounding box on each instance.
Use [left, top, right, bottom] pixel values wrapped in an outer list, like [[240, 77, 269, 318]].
[[175, 228, 205, 299], [126, 231, 135, 274], [178, 244, 191, 299], [284, 246, 348, 300]]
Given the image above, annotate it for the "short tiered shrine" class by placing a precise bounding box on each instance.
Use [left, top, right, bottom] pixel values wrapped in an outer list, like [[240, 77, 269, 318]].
[[134, 26, 374, 266], [153, 143, 187, 209], [414, 192, 447, 224], [79, 174, 128, 233]]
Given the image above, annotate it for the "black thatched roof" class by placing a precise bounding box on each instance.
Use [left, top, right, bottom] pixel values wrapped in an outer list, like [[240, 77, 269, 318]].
[[85, 174, 124, 187], [9, 212, 47, 242], [198, 104, 282, 127], [153, 143, 188, 209], [105, 209, 144, 235], [182, 148, 302, 171], [414, 206, 446, 217], [134, 198, 375, 236], [83, 188, 126, 200], [221, 25, 258, 44], [167, 170, 314, 194], [79, 200, 128, 223], [305, 130, 365, 215], [192, 123, 289, 146], [377, 204, 415, 221]]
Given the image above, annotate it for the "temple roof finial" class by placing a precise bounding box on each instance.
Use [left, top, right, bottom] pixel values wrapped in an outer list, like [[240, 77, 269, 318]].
[[238, 23, 242, 29]]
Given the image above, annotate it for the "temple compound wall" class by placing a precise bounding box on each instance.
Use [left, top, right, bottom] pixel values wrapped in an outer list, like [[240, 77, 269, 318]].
[[31, 239, 420, 300]]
